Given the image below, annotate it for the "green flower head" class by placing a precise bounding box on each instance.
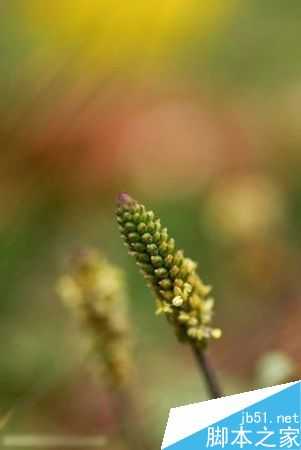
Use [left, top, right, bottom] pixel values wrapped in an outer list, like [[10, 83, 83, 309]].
[[57, 249, 132, 387], [116, 193, 221, 348]]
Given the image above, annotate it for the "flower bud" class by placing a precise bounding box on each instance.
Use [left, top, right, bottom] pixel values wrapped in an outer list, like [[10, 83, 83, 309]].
[[116, 194, 221, 347]]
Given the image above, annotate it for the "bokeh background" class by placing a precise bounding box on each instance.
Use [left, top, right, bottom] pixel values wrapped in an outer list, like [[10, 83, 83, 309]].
[[1, 0, 300, 447]]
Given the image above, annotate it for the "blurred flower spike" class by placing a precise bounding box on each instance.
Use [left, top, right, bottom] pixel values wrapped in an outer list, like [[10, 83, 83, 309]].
[[56, 249, 132, 388], [116, 193, 221, 348]]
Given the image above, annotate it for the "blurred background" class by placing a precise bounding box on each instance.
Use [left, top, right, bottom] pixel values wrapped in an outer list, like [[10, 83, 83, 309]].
[[0, 0, 300, 447]]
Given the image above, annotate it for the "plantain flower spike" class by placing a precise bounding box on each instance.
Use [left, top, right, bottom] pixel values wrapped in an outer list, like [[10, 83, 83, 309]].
[[57, 249, 132, 387], [116, 193, 221, 348]]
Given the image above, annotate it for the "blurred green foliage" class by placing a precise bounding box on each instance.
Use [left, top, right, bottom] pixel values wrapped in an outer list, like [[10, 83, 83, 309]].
[[0, 1, 300, 446]]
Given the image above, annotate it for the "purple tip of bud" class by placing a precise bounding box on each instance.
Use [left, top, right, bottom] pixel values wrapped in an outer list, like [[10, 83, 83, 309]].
[[117, 192, 136, 206]]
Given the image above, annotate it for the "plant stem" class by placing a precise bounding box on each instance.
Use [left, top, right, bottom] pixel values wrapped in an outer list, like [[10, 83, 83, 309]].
[[191, 344, 223, 399], [115, 387, 153, 450]]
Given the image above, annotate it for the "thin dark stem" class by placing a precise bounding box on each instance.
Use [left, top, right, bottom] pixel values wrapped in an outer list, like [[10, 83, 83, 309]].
[[191, 344, 223, 399]]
